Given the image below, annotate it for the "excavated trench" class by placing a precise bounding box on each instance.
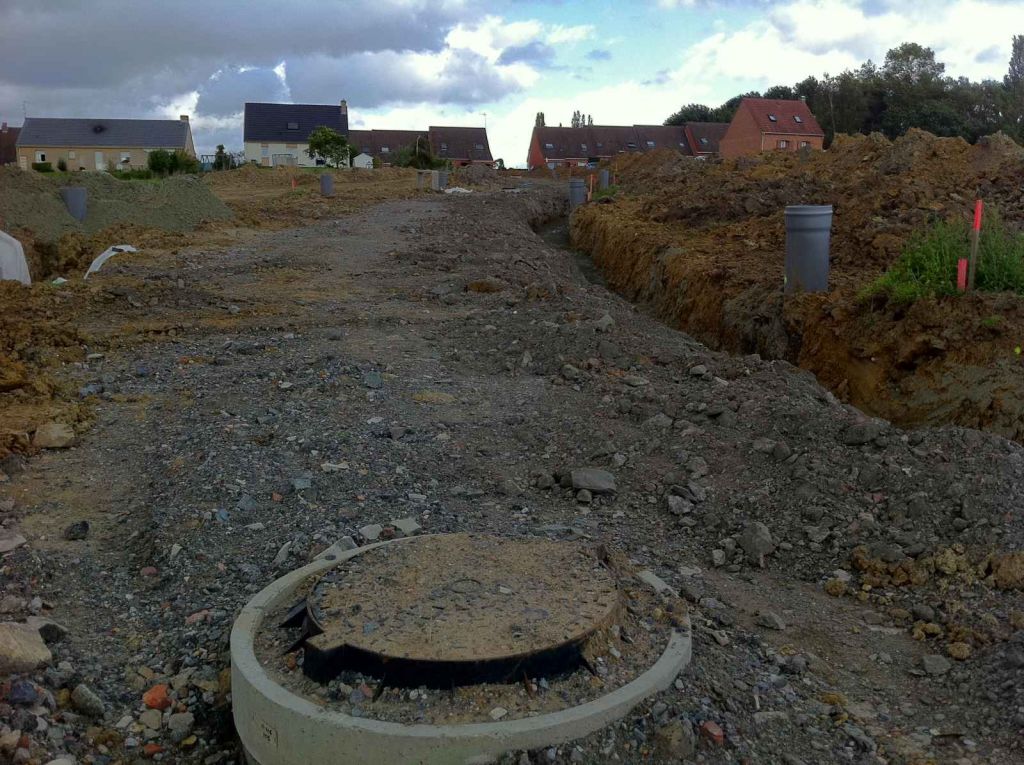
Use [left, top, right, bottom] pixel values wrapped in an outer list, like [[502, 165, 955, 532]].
[[567, 204, 1024, 443]]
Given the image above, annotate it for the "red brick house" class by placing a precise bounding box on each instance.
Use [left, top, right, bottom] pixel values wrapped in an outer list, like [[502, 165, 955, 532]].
[[527, 122, 727, 169], [719, 98, 824, 158], [0, 122, 19, 165]]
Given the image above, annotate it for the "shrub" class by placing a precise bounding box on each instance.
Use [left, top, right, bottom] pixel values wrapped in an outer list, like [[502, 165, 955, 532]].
[[31, 161, 53, 172], [864, 210, 1024, 303], [147, 149, 171, 174], [111, 169, 154, 180], [57, 158, 67, 172], [147, 149, 200, 175]]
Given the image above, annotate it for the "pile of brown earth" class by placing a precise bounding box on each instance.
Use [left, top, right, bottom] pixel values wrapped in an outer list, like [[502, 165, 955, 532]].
[[572, 130, 1024, 441]]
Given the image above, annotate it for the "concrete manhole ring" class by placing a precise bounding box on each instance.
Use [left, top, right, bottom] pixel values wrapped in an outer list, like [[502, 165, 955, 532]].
[[231, 535, 692, 764]]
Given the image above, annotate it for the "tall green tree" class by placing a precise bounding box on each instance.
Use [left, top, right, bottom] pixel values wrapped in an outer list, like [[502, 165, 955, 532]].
[[1005, 35, 1024, 139], [535, 112, 545, 127], [306, 126, 351, 167], [664, 103, 714, 126]]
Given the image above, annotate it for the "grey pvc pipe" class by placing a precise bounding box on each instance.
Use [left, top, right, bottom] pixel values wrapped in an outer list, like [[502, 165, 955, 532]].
[[569, 178, 587, 211], [320, 174, 335, 198], [598, 169, 609, 190], [784, 205, 832, 293], [438, 170, 448, 190], [60, 187, 87, 222]]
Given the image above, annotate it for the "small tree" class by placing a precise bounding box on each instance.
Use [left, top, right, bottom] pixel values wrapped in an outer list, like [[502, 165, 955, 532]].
[[306, 126, 351, 167], [535, 112, 545, 127], [494, 158, 505, 170], [213, 144, 232, 170], [147, 149, 171, 174]]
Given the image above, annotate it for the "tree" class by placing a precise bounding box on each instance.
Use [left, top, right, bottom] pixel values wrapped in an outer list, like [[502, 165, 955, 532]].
[[712, 91, 761, 123], [764, 84, 797, 100], [306, 125, 351, 167], [1005, 35, 1024, 139], [665, 103, 714, 126], [494, 158, 505, 170], [535, 112, 546, 127], [213, 144, 232, 171], [570, 110, 594, 128], [392, 136, 444, 169]]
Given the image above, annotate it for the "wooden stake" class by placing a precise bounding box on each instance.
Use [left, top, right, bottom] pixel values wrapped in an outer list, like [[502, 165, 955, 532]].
[[967, 199, 983, 291]]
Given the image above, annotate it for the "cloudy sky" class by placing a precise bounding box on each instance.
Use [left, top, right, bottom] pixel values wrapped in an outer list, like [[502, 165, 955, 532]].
[[2, 0, 1022, 165]]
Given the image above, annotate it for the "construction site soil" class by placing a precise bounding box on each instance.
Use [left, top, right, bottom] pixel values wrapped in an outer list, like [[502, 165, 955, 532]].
[[2, 170, 1024, 764], [571, 130, 1024, 442]]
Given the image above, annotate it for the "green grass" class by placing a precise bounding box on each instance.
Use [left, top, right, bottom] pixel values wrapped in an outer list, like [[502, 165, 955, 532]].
[[863, 211, 1024, 304], [592, 184, 619, 201]]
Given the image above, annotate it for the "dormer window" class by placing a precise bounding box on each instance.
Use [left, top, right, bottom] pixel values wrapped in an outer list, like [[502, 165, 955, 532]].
[[700, 137, 709, 145], [627, 142, 637, 149], [768, 114, 778, 122], [440, 143, 448, 153], [287, 121, 299, 130], [580, 143, 588, 152], [794, 115, 803, 123], [381, 146, 390, 154], [646, 140, 655, 148], [474, 143, 484, 150], [544, 142, 554, 149]]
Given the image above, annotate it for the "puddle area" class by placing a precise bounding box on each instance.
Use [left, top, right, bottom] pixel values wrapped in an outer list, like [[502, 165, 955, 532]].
[[535, 217, 606, 286]]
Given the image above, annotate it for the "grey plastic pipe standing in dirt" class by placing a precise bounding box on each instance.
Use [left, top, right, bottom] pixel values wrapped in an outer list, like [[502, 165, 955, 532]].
[[784, 205, 832, 293], [438, 170, 448, 190], [569, 178, 587, 211], [59, 187, 87, 222], [319, 173, 335, 198], [599, 169, 610, 190]]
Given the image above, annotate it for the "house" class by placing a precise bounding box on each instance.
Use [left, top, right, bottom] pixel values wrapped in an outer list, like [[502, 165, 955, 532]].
[[348, 126, 493, 167], [526, 122, 729, 169], [1, 122, 20, 165], [428, 126, 492, 166], [683, 122, 730, 157], [15, 116, 194, 171], [718, 98, 825, 158], [243, 101, 349, 167], [347, 129, 427, 165]]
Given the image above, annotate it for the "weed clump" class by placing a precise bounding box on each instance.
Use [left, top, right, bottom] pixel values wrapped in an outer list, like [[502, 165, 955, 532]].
[[864, 211, 1024, 303]]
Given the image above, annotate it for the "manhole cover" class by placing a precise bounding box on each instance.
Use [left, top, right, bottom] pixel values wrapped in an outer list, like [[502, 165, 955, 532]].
[[300, 533, 620, 686]]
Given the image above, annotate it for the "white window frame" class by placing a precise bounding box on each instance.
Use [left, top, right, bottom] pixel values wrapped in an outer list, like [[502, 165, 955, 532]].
[[778, 139, 789, 149], [35, 151, 46, 162], [68, 151, 77, 160]]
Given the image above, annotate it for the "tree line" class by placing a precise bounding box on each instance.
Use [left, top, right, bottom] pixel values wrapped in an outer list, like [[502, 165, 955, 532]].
[[666, 37, 1024, 146]]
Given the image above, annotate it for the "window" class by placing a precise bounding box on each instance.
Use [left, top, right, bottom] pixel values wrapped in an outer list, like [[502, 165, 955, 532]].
[[580, 143, 588, 152], [261, 144, 269, 157], [440, 142, 448, 153], [35, 151, 46, 162], [794, 115, 803, 123], [474, 143, 484, 150], [778, 139, 789, 149], [120, 152, 131, 165], [287, 121, 299, 130], [646, 140, 655, 148], [596, 142, 603, 148], [800, 141, 810, 148], [381, 146, 390, 154], [544, 142, 554, 149], [626, 141, 637, 149], [768, 114, 778, 122], [285, 143, 297, 149], [68, 151, 76, 160], [699, 137, 709, 145]]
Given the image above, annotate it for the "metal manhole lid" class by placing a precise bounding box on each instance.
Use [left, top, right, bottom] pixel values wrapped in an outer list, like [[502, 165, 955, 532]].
[[305, 533, 620, 665]]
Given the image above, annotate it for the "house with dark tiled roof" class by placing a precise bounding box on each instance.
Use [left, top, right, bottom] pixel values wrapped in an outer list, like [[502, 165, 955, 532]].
[[243, 101, 349, 167], [0, 122, 20, 166], [719, 98, 824, 158], [526, 122, 729, 169], [15, 116, 194, 171], [348, 126, 492, 167]]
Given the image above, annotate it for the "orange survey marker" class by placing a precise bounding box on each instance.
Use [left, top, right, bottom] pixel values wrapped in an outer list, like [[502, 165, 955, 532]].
[[957, 259, 968, 292], [967, 199, 983, 290]]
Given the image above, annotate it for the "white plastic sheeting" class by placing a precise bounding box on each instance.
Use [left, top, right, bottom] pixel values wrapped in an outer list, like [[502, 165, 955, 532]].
[[84, 245, 138, 280], [0, 231, 31, 285]]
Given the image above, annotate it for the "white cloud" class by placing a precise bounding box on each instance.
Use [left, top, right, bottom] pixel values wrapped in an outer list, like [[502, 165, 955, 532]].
[[546, 25, 596, 44]]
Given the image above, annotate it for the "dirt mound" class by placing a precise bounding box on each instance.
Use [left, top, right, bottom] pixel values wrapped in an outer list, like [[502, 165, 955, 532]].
[[0, 165, 232, 242], [576, 130, 1024, 441]]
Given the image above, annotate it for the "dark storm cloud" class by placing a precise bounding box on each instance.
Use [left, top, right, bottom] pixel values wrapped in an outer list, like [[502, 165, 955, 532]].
[[0, 0, 496, 121], [287, 49, 524, 108], [497, 41, 556, 66], [195, 68, 289, 117]]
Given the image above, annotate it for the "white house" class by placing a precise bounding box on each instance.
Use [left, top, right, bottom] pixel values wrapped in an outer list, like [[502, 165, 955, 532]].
[[243, 101, 349, 167], [351, 152, 373, 169]]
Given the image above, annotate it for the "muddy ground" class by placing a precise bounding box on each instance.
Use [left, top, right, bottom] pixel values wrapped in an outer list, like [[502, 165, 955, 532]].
[[571, 131, 1024, 443], [2, 184, 1024, 764]]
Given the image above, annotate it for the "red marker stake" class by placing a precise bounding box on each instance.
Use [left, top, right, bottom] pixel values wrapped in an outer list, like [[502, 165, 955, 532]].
[[968, 199, 983, 291], [957, 259, 968, 292]]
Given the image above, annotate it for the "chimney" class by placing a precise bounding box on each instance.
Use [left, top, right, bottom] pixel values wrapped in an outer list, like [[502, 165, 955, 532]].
[[180, 114, 189, 122], [339, 100, 348, 117], [1, 122, 6, 134]]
